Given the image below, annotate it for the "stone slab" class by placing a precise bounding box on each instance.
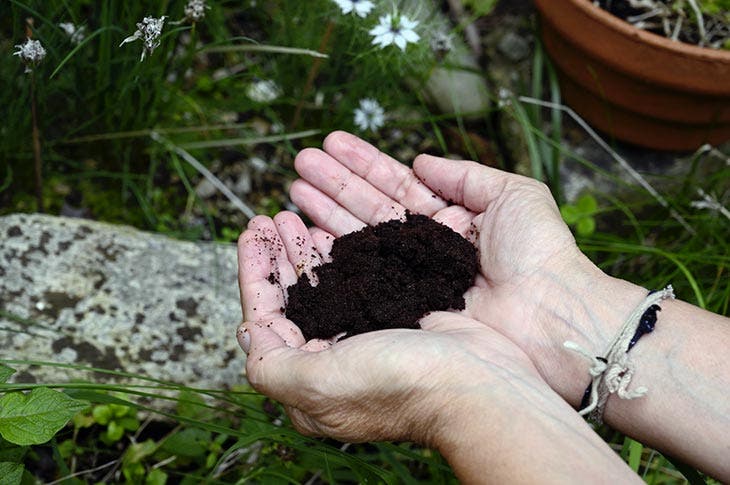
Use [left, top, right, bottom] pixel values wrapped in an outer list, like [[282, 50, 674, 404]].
[[0, 214, 245, 389]]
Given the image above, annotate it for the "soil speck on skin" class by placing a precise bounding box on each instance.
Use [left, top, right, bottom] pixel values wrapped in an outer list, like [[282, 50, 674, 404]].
[[285, 213, 478, 341]]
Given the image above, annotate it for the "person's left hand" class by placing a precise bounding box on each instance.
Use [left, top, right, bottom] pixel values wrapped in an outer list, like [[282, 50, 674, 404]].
[[236, 212, 547, 444]]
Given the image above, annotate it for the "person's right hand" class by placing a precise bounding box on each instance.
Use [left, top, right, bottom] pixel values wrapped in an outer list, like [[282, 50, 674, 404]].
[[289, 131, 648, 405]]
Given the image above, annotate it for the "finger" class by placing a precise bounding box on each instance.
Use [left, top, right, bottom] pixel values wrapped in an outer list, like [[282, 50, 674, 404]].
[[273, 211, 322, 283], [237, 319, 306, 355], [322, 131, 449, 216], [309, 227, 335, 263], [241, 320, 323, 405], [290, 179, 366, 236], [431, 205, 479, 239], [247, 216, 299, 289], [238, 216, 298, 322], [294, 147, 406, 226], [413, 154, 542, 213], [300, 339, 333, 352]]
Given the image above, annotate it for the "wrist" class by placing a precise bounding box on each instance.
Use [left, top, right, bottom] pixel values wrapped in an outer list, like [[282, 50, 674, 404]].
[[429, 361, 641, 483], [527, 251, 649, 406]]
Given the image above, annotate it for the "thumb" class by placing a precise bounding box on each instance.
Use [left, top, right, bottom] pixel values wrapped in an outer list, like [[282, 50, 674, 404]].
[[237, 317, 306, 355], [237, 319, 315, 403]]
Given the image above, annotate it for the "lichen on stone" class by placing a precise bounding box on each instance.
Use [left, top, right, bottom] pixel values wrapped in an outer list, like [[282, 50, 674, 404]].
[[0, 214, 245, 394]]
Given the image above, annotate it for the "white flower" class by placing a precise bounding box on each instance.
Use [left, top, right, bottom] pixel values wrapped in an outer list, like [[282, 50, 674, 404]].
[[120, 16, 167, 61], [13, 38, 46, 73], [353, 98, 385, 131], [369, 13, 420, 51], [59, 22, 86, 44], [247, 79, 281, 103], [184, 0, 210, 22], [333, 0, 374, 18]]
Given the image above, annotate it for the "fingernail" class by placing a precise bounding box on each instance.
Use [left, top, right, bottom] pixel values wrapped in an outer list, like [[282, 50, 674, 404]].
[[237, 325, 250, 354]]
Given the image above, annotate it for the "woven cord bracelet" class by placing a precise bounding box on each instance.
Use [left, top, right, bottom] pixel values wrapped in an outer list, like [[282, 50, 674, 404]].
[[564, 285, 675, 425]]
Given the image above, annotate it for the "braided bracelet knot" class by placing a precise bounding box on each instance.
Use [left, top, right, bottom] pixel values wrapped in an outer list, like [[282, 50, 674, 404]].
[[564, 285, 675, 424]]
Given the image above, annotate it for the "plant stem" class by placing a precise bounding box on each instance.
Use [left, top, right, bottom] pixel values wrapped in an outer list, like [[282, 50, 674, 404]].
[[290, 21, 335, 129], [30, 71, 44, 213]]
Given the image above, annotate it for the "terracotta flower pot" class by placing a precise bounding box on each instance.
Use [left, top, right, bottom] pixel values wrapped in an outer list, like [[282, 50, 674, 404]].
[[533, 0, 730, 151]]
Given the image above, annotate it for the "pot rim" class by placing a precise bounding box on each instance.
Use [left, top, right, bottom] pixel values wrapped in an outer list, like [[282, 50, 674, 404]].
[[563, 0, 730, 62]]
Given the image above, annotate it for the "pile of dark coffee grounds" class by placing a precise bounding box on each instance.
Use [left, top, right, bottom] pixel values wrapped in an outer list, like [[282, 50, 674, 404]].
[[285, 213, 478, 341]]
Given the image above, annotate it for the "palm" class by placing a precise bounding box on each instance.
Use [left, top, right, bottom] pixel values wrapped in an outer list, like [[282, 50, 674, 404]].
[[288, 132, 579, 345]]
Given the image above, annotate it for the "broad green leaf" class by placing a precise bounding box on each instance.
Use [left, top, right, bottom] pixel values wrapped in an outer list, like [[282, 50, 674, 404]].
[[0, 462, 24, 485], [0, 364, 15, 384], [162, 427, 211, 458], [0, 436, 27, 462], [0, 388, 88, 445]]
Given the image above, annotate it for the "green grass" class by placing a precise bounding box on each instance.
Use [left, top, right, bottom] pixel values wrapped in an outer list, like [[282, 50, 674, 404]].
[[0, 359, 456, 483], [2, 0, 452, 236]]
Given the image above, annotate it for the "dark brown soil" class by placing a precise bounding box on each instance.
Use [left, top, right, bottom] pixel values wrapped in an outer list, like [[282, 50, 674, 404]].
[[285, 213, 479, 341]]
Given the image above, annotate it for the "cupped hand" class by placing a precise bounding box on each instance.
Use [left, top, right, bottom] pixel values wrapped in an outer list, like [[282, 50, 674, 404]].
[[289, 131, 636, 404], [236, 212, 548, 445], [236, 209, 643, 483]]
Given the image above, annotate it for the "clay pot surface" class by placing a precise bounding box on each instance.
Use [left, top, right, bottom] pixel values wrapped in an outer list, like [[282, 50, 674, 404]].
[[533, 0, 730, 150]]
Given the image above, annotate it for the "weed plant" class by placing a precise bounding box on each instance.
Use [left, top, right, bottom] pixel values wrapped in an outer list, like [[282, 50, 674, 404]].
[[1, 0, 729, 483], [1, 0, 464, 235]]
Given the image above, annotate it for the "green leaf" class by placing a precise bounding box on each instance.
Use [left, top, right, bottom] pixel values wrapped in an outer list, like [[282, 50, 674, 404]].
[[105, 420, 125, 442], [72, 412, 95, 429], [118, 416, 140, 432], [0, 365, 15, 384], [124, 439, 159, 465], [560, 205, 581, 224], [123, 461, 145, 484], [177, 390, 212, 421], [627, 438, 643, 472], [0, 388, 88, 445], [58, 439, 76, 459], [205, 451, 218, 469], [110, 403, 131, 418], [162, 427, 211, 458], [0, 439, 26, 463], [146, 468, 168, 485], [92, 405, 112, 425], [0, 462, 24, 485], [576, 194, 598, 214], [576, 217, 596, 237]]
